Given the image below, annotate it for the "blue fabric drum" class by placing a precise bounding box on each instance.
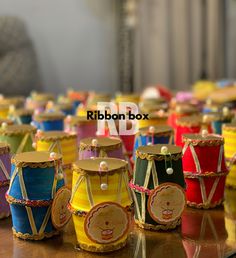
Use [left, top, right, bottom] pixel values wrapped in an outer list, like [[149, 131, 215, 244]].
[[6, 151, 65, 240], [133, 125, 173, 162], [33, 112, 65, 131]]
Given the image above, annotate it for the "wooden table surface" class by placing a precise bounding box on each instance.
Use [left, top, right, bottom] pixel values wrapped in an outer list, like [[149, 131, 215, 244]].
[[1, 207, 236, 258]]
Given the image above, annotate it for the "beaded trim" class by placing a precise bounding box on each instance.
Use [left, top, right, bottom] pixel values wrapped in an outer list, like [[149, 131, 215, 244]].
[[79, 141, 122, 152], [129, 181, 151, 195], [135, 218, 181, 231], [184, 171, 229, 178], [72, 166, 128, 176], [136, 150, 182, 161], [222, 124, 236, 132], [0, 144, 10, 155], [187, 199, 223, 209], [68, 203, 131, 216], [183, 137, 224, 147], [11, 157, 62, 168], [0, 126, 36, 136], [77, 239, 127, 253], [12, 227, 59, 240], [0, 180, 9, 187], [38, 133, 77, 142], [6, 193, 53, 207]]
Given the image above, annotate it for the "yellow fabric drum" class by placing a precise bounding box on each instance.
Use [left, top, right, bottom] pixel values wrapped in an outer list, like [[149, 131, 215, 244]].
[[138, 112, 168, 129], [35, 131, 78, 188], [0, 104, 10, 119], [69, 158, 132, 253], [222, 123, 236, 188]]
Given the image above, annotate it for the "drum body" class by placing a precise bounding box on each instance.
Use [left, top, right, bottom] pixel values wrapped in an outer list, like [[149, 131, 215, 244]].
[[0, 125, 36, 154], [34, 112, 65, 131], [131, 145, 186, 230], [79, 137, 124, 160], [36, 131, 78, 188], [133, 126, 173, 161], [0, 105, 10, 119], [175, 115, 212, 146], [182, 134, 228, 208], [6, 151, 64, 240], [182, 209, 227, 258], [0, 143, 11, 219], [69, 158, 132, 252], [64, 116, 97, 144]]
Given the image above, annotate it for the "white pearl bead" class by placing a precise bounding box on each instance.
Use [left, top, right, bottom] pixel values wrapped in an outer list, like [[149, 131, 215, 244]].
[[166, 167, 173, 175], [223, 107, 229, 115], [147, 142, 152, 146], [32, 142, 37, 149], [203, 115, 209, 123], [57, 173, 64, 180], [149, 126, 155, 134], [50, 152, 57, 159], [202, 129, 208, 137], [100, 161, 108, 170], [92, 139, 98, 147], [1, 122, 7, 129], [100, 183, 108, 190], [161, 146, 168, 154]]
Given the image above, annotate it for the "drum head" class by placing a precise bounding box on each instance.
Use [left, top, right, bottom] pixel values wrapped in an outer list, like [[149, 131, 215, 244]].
[[148, 183, 186, 225], [51, 186, 72, 230], [84, 202, 129, 244]]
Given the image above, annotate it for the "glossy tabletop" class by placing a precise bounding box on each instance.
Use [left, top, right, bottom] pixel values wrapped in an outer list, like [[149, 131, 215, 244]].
[[1, 207, 236, 258]]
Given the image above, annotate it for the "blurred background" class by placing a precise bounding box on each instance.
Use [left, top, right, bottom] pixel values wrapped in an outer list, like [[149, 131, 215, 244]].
[[0, 0, 235, 95]]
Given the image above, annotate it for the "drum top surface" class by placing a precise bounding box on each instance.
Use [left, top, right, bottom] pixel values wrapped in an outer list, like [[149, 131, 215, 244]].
[[34, 111, 65, 121], [183, 133, 223, 142], [37, 131, 76, 140], [0, 124, 36, 135], [80, 136, 121, 147], [139, 125, 173, 135], [137, 144, 181, 155], [73, 157, 127, 173]]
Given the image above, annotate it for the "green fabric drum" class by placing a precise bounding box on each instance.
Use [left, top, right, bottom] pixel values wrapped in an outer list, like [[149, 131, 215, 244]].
[[0, 124, 36, 154], [130, 144, 186, 230]]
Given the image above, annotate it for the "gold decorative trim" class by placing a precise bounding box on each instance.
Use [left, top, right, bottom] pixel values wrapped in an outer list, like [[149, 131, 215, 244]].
[[77, 239, 127, 253], [79, 141, 122, 152], [0, 126, 36, 136], [135, 218, 181, 231], [38, 133, 77, 142], [222, 124, 236, 132], [0, 211, 11, 219], [187, 198, 223, 209], [183, 137, 224, 147], [137, 131, 173, 137], [136, 150, 182, 161], [34, 112, 65, 122], [64, 116, 96, 126], [0, 144, 10, 155], [12, 227, 59, 240], [72, 165, 128, 176], [184, 171, 228, 178], [11, 158, 62, 168]]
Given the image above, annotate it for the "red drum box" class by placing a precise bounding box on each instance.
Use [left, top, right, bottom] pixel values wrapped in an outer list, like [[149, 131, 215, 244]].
[[175, 115, 212, 147], [182, 131, 228, 208]]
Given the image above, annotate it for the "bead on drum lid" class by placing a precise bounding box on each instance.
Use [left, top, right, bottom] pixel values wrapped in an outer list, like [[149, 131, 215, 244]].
[[32, 142, 37, 149], [66, 115, 72, 122], [203, 115, 209, 123], [100, 161, 108, 171], [166, 167, 174, 175], [161, 146, 168, 154], [202, 129, 208, 138], [100, 183, 108, 191], [50, 152, 57, 159], [149, 126, 155, 134], [92, 139, 98, 147], [36, 129, 43, 137], [1, 122, 7, 129], [223, 106, 229, 116], [147, 142, 152, 146]]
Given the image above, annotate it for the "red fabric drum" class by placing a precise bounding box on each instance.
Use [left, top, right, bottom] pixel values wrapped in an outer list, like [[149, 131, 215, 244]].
[[182, 132, 228, 209], [182, 209, 227, 258], [175, 115, 212, 146]]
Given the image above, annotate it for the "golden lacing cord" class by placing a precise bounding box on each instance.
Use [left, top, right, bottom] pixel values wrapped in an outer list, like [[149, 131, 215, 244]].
[[151, 160, 158, 188], [122, 170, 133, 204], [134, 232, 146, 258], [117, 172, 122, 204], [85, 174, 94, 208], [70, 175, 85, 203], [16, 133, 30, 154], [217, 145, 224, 172], [16, 116, 22, 125], [189, 144, 201, 173], [0, 159, 10, 180]]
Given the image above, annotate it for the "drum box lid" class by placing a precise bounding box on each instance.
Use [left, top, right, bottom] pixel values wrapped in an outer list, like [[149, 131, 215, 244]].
[[0, 142, 10, 154], [0, 124, 36, 136], [137, 144, 181, 156], [34, 111, 65, 122], [1, 96, 25, 107], [37, 131, 77, 141], [12, 151, 62, 168], [173, 104, 199, 115], [73, 158, 127, 174], [176, 115, 207, 127], [12, 108, 34, 116], [54, 102, 73, 111], [80, 137, 122, 151], [64, 115, 96, 125], [138, 125, 173, 136], [0, 118, 14, 125], [183, 133, 224, 146], [31, 92, 54, 101], [222, 122, 236, 132], [148, 112, 168, 120]]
